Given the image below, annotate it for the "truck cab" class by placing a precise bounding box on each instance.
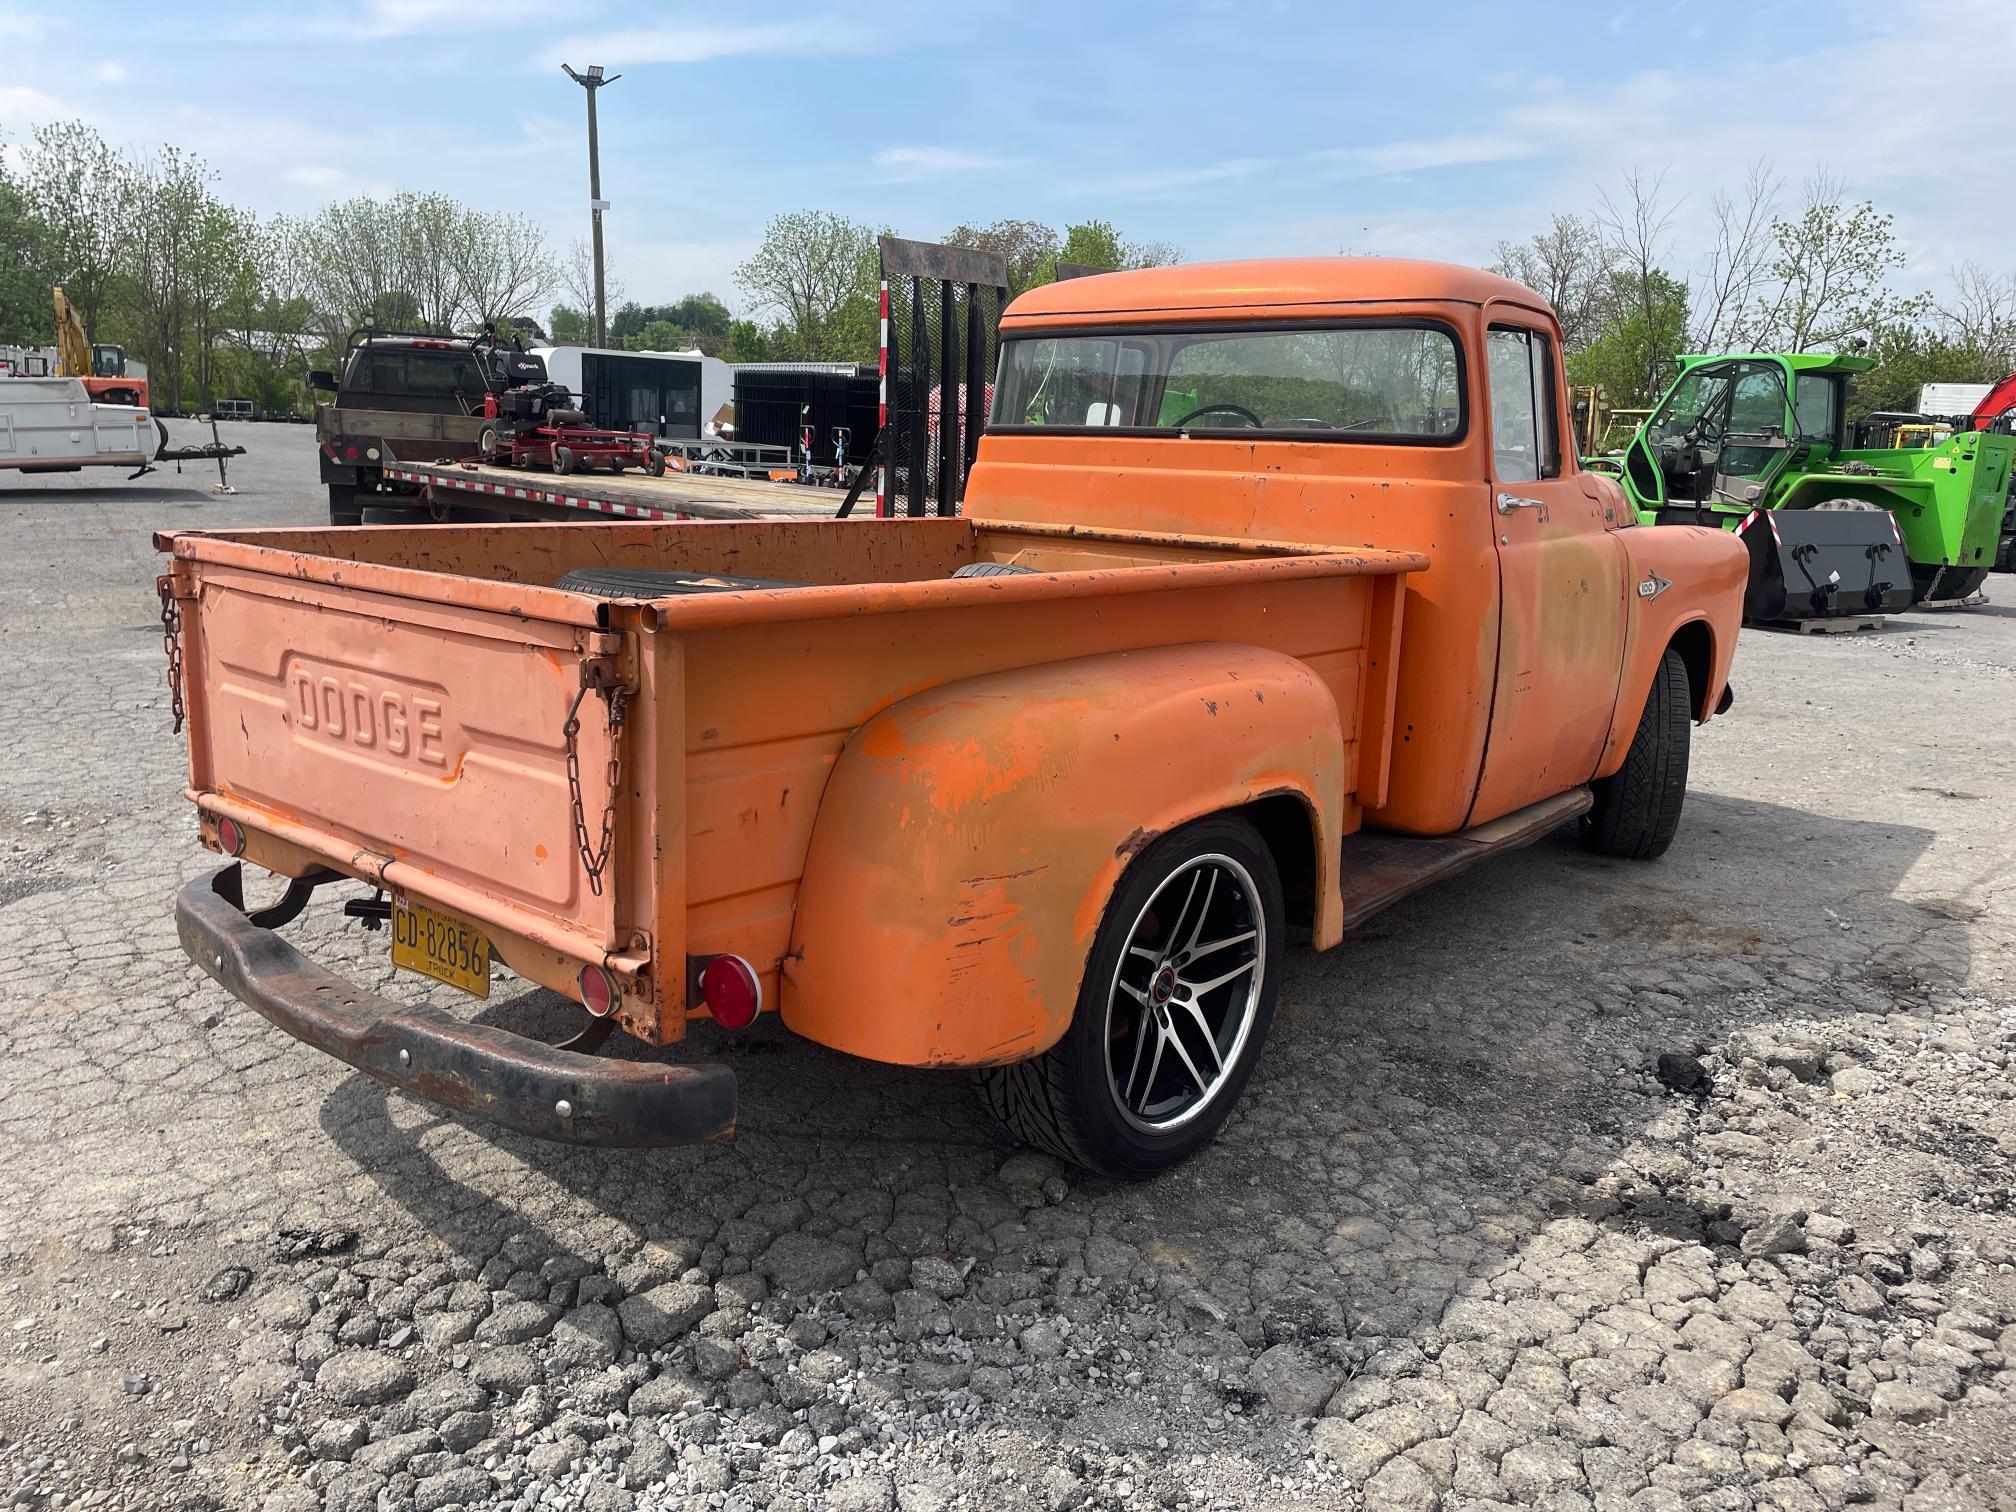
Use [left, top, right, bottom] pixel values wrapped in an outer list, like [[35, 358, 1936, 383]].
[[310, 331, 500, 523], [973, 258, 1744, 836]]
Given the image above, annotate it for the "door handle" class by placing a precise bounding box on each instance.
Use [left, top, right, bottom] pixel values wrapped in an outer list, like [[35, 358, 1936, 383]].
[[1496, 492, 1550, 521]]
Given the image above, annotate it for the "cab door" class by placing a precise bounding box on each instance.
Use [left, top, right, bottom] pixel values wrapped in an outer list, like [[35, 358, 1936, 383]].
[[1469, 312, 1629, 825]]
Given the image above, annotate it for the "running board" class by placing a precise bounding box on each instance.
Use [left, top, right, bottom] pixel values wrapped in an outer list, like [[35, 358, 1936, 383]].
[[1337, 789, 1594, 932]]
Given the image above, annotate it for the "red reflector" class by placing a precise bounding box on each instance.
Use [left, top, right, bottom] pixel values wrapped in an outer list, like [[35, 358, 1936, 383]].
[[344, 445, 359, 460], [217, 816, 246, 856], [578, 964, 618, 1018], [700, 954, 761, 1030]]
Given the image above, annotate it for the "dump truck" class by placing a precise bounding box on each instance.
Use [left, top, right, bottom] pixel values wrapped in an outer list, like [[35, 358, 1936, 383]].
[[160, 258, 1746, 1175], [1608, 351, 2012, 619]]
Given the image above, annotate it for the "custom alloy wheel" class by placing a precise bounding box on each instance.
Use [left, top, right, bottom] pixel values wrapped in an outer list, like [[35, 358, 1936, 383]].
[[978, 814, 1283, 1176], [1104, 854, 1265, 1133]]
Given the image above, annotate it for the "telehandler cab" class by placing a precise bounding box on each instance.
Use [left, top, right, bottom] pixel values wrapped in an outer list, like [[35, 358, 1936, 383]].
[[1606, 351, 2011, 621]]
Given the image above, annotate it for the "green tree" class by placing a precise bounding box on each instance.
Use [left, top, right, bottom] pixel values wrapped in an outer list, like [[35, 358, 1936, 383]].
[[1567, 268, 1691, 407], [1033, 220, 1180, 285], [735, 211, 882, 362], [1744, 178, 1927, 353], [0, 140, 55, 345], [548, 304, 590, 343], [17, 121, 135, 339], [944, 218, 1058, 296], [1849, 321, 2000, 423], [725, 318, 773, 362]]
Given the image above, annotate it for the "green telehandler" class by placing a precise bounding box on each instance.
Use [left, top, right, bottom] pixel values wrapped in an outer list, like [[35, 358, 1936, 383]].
[[1599, 352, 2013, 624]]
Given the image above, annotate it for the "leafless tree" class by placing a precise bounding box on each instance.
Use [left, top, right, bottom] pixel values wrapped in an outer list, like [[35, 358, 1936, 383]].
[[454, 211, 557, 329], [1490, 213, 1617, 352], [1935, 262, 2016, 373], [558, 237, 623, 322], [1691, 160, 1779, 352], [1596, 169, 1684, 398]]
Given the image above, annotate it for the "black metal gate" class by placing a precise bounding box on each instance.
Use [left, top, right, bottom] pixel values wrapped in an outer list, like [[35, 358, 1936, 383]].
[[875, 236, 1011, 518]]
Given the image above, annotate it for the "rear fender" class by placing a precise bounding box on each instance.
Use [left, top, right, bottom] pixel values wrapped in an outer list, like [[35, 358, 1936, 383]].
[[781, 645, 1348, 1068], [1596, 524, 1746, 778]]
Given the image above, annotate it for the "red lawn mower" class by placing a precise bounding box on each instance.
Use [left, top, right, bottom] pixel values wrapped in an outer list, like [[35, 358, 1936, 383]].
[[473, 339, 670, 477]]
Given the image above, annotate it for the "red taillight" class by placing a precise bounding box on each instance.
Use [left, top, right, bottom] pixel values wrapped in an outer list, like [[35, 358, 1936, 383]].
[[578, 964, 618, 1018], [216, 816, 246, 856], [344, 445, 359, 460], [700, 955, 761, 1030]]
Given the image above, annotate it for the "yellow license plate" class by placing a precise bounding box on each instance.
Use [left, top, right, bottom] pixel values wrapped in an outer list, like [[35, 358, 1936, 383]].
[[391, 897, 491, 999]]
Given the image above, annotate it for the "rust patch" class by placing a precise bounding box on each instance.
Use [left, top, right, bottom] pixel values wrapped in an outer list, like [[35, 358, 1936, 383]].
[[1115, 826, 1159, 861]]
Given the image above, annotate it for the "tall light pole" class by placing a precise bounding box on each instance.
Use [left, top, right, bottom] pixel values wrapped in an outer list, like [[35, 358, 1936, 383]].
[[560, 63, 620, 347]]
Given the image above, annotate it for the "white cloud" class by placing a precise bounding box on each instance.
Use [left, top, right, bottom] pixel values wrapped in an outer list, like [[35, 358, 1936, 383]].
[[0, 83, 65, 124], [1311, 134, 1536, 179], [1065, 157, 1275, 204], [538, 17, 878, 69], [872, 146, 1015, 184], [282, 164, 348, 189], [91, 61, 128, 84], [357, 0, 543, 34], [0, 11, 43, 41]]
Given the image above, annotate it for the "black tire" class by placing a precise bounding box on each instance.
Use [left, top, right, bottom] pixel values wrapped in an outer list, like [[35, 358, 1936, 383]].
[[647, 447, 668, 478], [1582, 647, 1691, 860], [952, 561, 1037, 579], [478, 424, 501, 460], [977, 814, 1284, 1177], [553, 446, 577, 476], [1918, 565, 1989, 602], [328, 484, 363, 527]]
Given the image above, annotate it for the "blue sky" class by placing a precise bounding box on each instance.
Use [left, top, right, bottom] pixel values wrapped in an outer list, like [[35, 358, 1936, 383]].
[[3, 0, 2010, 321]]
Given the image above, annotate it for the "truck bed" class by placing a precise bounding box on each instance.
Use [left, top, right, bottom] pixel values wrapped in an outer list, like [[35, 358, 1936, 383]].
[[158, 516, 1423, 1049], [381, 455, 835, 524]]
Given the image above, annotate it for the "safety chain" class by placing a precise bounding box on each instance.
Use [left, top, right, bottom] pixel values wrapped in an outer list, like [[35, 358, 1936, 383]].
[[563, 673, 630, 897], [157, 576, 186, 734]]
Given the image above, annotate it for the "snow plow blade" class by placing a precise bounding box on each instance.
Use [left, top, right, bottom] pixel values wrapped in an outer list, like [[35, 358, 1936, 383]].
[[1734, 508, 1914, 623]]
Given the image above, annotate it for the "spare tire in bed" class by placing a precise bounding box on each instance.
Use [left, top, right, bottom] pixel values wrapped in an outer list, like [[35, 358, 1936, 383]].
[[555, 566, 806, 599], [951, 561, 1037, 578]]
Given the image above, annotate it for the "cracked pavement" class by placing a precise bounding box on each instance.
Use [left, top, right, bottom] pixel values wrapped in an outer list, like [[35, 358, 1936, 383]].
[[2, 427, 2015, 1511]]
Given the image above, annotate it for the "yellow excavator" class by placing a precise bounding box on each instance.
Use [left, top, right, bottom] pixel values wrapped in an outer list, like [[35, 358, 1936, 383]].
[[53, 286, 148, 410]]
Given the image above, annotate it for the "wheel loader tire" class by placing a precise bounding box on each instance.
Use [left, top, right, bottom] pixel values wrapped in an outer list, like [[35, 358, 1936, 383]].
[[328, 484, 363, 527], [1582, 647, 1690, 861], [975, 814, 1284, 1177], [951, 561, 1037, 578], [1925, 566, 1989, 601]]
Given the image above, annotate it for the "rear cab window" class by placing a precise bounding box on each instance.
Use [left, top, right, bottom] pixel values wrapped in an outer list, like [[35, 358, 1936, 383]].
[[992, 324, 1464, 442], [342, 346, 485, 404]]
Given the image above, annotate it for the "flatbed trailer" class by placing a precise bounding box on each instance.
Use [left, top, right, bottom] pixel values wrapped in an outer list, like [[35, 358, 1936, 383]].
[[378, 456, 837, 523]]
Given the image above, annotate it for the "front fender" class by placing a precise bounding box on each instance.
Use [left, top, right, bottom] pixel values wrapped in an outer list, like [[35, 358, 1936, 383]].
[[1597, 523, 1747, 778], [781, 644, 1348, 1068]]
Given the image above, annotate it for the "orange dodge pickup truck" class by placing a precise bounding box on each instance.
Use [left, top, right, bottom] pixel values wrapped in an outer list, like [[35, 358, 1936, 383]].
[[160, 259, 1746, 1175]]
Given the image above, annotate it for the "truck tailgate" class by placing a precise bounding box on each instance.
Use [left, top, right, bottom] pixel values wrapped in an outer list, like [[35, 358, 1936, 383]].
[[174, 560, 623, 957]]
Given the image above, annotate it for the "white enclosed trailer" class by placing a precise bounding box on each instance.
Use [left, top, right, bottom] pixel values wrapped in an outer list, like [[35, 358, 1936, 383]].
[[530, 346, 731, 441], [0, 377, 157, 473]]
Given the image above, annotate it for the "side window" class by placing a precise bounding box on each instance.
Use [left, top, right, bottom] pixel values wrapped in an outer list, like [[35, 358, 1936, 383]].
[[1729, 366, 1787, 434], [1486, 326, 1558, 482]]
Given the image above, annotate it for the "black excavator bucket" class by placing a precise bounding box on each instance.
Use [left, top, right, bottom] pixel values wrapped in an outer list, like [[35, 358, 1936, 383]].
[[1733, 508, 1915, 623]]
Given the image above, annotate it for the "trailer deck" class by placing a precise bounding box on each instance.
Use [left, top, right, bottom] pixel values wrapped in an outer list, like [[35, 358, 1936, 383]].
[[380, 457, 836, 523]]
